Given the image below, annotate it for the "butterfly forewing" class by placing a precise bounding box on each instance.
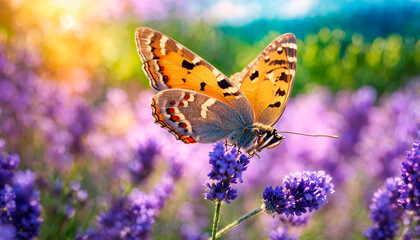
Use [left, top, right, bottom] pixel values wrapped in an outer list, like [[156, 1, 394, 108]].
[[232, 33, 297, 126], [136, 27, 254, 125]]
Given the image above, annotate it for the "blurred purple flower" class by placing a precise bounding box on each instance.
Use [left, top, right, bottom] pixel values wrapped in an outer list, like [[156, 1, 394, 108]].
[[177, 202, 209, 240], [0, 45, 93, 172], [359, 83, 420, 180], [0, 47, 41, 144], [0, 153, 20, 186], [77, 155, 182, 239], [278, 213, 310, 227], [77, 190, 88, 201], [398, 140, 420, 215], [76, 195, 155, 240], [39, 92, 93, 171], [180, 225, 209, 240], [263, 171, 334, 217], [335, 86, 377, 157], [364, 177, 404, 240], [129, 140, 160, 184], [63, 205, 76, 218], [151, 159, 182, 210], [402, 224, 420, 240], [204, 142, 249, 203], [269, 226, 298, 240]]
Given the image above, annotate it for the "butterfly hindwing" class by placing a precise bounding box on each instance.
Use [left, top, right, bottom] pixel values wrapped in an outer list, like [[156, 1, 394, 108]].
[[136, 27, 254, 125], [151, 89, 246, 144], [231, 33, 297, 126]]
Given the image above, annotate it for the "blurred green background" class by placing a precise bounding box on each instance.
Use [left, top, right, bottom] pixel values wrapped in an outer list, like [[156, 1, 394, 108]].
[[1, 0, 419, 96]]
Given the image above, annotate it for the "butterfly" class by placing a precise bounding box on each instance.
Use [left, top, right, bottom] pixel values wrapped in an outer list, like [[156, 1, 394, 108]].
[[135, 27, 297, 155]]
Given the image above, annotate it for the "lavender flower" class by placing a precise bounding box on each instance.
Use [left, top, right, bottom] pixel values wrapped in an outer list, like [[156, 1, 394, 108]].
[[77, 156, 182, 239], [204, 142, 249, 203], [129, 140, 160, 184], [398, 140, 420, 215], [0, 185, 15, 221], [364, 177, 404, 240], [263, 171, 334, 217], [0, 153, 20, 185], [11, 170, 43, 239], [0, 149, 42, 240]]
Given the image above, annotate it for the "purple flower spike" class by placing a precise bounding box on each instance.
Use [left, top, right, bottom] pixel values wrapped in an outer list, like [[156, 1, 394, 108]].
[[399, 140, 420, 215], [0, 148, 42, 240], [263, 171, 334, 217], [0, 153, 20, 185], [129, 140, 161, 184], [364, 177, 404, 240], [204, 142, 249, 204]]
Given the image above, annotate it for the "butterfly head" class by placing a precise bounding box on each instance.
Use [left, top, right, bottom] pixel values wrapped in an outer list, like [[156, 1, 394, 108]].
[[229, 124, 285, 155]]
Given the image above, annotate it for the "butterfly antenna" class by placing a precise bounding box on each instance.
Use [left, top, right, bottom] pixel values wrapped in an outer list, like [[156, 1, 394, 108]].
[[278, 131, 339, 139]]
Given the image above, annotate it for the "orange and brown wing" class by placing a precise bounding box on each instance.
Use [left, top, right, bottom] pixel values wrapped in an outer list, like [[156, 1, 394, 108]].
[[231, 33, 297, 126], [135, 27, 254, 125]]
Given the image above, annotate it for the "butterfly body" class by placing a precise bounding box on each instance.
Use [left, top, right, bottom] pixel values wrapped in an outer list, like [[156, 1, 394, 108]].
[[136, 27, 296, 154], [228, 124, 285, 155]]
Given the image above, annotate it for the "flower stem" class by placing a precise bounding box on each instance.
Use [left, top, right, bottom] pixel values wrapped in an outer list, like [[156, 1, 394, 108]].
[[210, 207, 263, 240], [212, 201, 222, 240]]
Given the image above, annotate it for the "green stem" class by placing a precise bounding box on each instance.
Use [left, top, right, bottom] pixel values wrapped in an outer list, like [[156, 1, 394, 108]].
[[210, 207, 263, 240], [212, 201, 222, 240]]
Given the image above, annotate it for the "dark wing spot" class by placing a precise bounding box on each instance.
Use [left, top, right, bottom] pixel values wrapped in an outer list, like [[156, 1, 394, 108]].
[[218, 79, 232, 89], [268, 101, 281, 108], [150, 46, 156, 52], [277, 48, 283, 54], [275, 89, 286, 96], [181, 78, 186, 83], [278, 72, 288, 82], [223, 91, 240, 97], [269, 60, 286, 66], [163, 75, 169, 83], [264, 57, 270, 63], [287, 48, 297, 58], [200, 82, 206, 91], [182, 60, 195, 70], [250, 71, 259, 81]]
